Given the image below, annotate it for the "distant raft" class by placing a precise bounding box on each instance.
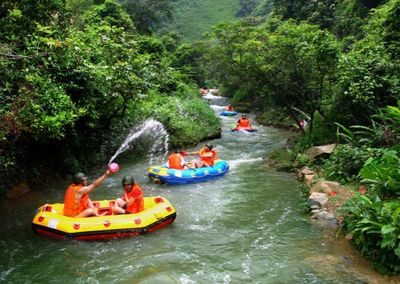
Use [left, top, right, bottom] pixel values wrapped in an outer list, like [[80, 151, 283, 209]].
[[32, 196, 176, 240], [231, 126, 257, 132], [220, 110, 238, 116], [148, 160, 229, 185]]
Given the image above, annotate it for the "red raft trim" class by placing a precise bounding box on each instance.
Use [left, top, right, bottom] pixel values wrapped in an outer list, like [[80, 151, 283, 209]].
[[32, 213, 176, 241]]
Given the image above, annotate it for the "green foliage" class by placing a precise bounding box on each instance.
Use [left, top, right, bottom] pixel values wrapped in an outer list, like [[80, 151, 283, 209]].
[[331, 39, 400, 126], [122, 0, 174, 35], [368, 0, 400, 60], [340, 195, 400, 275], [378, 100, 400, 142], [0, 0, 217, 190], [297, 183, 312, 212], [171, 43, 208, 86], [322, 145, 381, 184], [139, 93, 221, 146], [359, 149, 400, 198], [83, 0, 134, 30], [335, 121, 394, 148], [206, 20, 339, 134], [293, 153, 310, 168], [20, 74, 85, 140]]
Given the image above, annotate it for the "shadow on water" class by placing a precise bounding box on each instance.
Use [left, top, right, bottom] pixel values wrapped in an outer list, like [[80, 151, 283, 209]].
[[1, 95, 400, 283]]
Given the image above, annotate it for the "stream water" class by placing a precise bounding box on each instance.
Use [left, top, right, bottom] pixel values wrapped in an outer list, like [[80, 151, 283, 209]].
[[0, 95, 398, 283]]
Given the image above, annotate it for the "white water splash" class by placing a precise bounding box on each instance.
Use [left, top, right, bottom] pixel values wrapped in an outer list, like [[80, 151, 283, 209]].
[[229, 157, 263, 170], [108, 118, 169, 165], [202, 92, 220, 99], [211, 105, 226, 110]]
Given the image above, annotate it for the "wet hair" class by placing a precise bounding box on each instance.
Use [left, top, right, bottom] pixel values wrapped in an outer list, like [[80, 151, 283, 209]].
[[205, 144, 213, 150]]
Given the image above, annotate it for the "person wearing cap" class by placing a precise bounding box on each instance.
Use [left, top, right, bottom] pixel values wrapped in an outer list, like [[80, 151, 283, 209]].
[[63, 170, 111, 217], [166, 150, 189, 170], [112, 176, 144, 214], [186, 144, 217, 168], [237, 114, 251, 128]]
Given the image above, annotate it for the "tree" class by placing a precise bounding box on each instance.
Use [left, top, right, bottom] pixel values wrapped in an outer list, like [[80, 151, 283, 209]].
[[121, 0, 174, 35]]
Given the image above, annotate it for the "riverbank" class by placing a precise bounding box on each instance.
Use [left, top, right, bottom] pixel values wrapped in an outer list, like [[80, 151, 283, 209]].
[[255, 109, 400, 279]]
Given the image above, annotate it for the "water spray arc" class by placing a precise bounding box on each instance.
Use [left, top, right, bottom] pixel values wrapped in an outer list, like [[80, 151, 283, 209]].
[[108, 119, 169, 165]]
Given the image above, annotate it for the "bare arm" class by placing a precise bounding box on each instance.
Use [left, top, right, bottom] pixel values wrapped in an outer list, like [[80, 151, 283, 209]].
[[76, 170, 110, 199]]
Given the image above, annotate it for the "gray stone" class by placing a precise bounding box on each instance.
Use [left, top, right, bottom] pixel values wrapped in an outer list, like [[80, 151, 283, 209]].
[[309, 192, 328, 206], [306, 144, 337, 160]]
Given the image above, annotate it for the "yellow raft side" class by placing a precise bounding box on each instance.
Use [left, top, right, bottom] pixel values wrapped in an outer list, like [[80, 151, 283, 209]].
[[32, 196, 176, 240]]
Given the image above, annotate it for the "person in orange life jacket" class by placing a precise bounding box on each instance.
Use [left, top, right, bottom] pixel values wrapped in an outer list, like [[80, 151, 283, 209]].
[[186, 144, 217, 168], [112, 176, 144, 214], [166, 150, 188, 170], [237, 114, 251, 128], [63, 170, 111, 217], [226, 104, 234, 111]]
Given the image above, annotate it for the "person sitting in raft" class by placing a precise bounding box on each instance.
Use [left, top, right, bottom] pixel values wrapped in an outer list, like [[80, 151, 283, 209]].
[[63, 170, 112, 217], [186, 144, 217, 168], [236, 114, 251, 128], [226, 104, 234, 111], [112, 176, 144, 214], [166, 150, 189, 170]]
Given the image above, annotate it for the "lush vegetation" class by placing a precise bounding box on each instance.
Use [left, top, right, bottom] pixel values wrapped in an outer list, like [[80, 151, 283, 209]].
[[2, 0, 400, 275], [0, 0, 220, 191]]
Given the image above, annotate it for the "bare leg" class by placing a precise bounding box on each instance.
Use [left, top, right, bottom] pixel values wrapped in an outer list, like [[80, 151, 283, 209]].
[[112, 198, 126, 214], [77, 208, 99, 217]]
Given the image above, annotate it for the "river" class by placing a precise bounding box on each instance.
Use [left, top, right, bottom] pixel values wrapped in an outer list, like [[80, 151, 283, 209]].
[[0, 95, 397, 283]]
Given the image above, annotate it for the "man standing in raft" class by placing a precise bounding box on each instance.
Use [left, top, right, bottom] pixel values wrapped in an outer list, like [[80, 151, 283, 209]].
[[186, 144, 217, 168], [63, 170, 112, 217], [236, 114, 251, 128], [112, 176, 144, 214]]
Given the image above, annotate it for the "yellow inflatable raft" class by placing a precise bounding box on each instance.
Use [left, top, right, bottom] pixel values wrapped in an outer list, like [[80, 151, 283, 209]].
[[32, 196, 176, 240]]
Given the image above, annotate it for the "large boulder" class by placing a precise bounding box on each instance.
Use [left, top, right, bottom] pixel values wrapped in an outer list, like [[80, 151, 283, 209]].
[[311, 180, 341, 194], [306, 144, 337, 160]]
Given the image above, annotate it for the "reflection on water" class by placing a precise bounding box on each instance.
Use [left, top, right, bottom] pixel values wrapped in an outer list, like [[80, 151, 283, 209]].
[[1, 96, 399, 283]]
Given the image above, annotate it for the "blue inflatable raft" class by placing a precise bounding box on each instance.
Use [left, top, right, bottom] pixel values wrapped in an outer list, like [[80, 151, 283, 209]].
[[148, 160, 229, 185], [220, 110, 238, 116]]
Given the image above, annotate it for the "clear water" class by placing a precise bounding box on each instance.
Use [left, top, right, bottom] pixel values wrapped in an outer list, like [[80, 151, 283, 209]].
[[1, 97, 397, 283]]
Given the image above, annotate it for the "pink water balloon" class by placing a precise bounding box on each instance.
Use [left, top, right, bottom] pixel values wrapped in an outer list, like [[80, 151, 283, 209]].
[[108, 163, 120, 173]]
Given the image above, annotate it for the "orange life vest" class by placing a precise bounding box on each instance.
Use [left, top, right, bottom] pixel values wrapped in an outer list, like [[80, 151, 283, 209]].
[[238, 118, 250, 127], [226, 105, 234, 111], [199, 148, 217, 166], [63, 184, 89, 217], [123, 183, 144, 213], [168, 153, 184, 169]]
